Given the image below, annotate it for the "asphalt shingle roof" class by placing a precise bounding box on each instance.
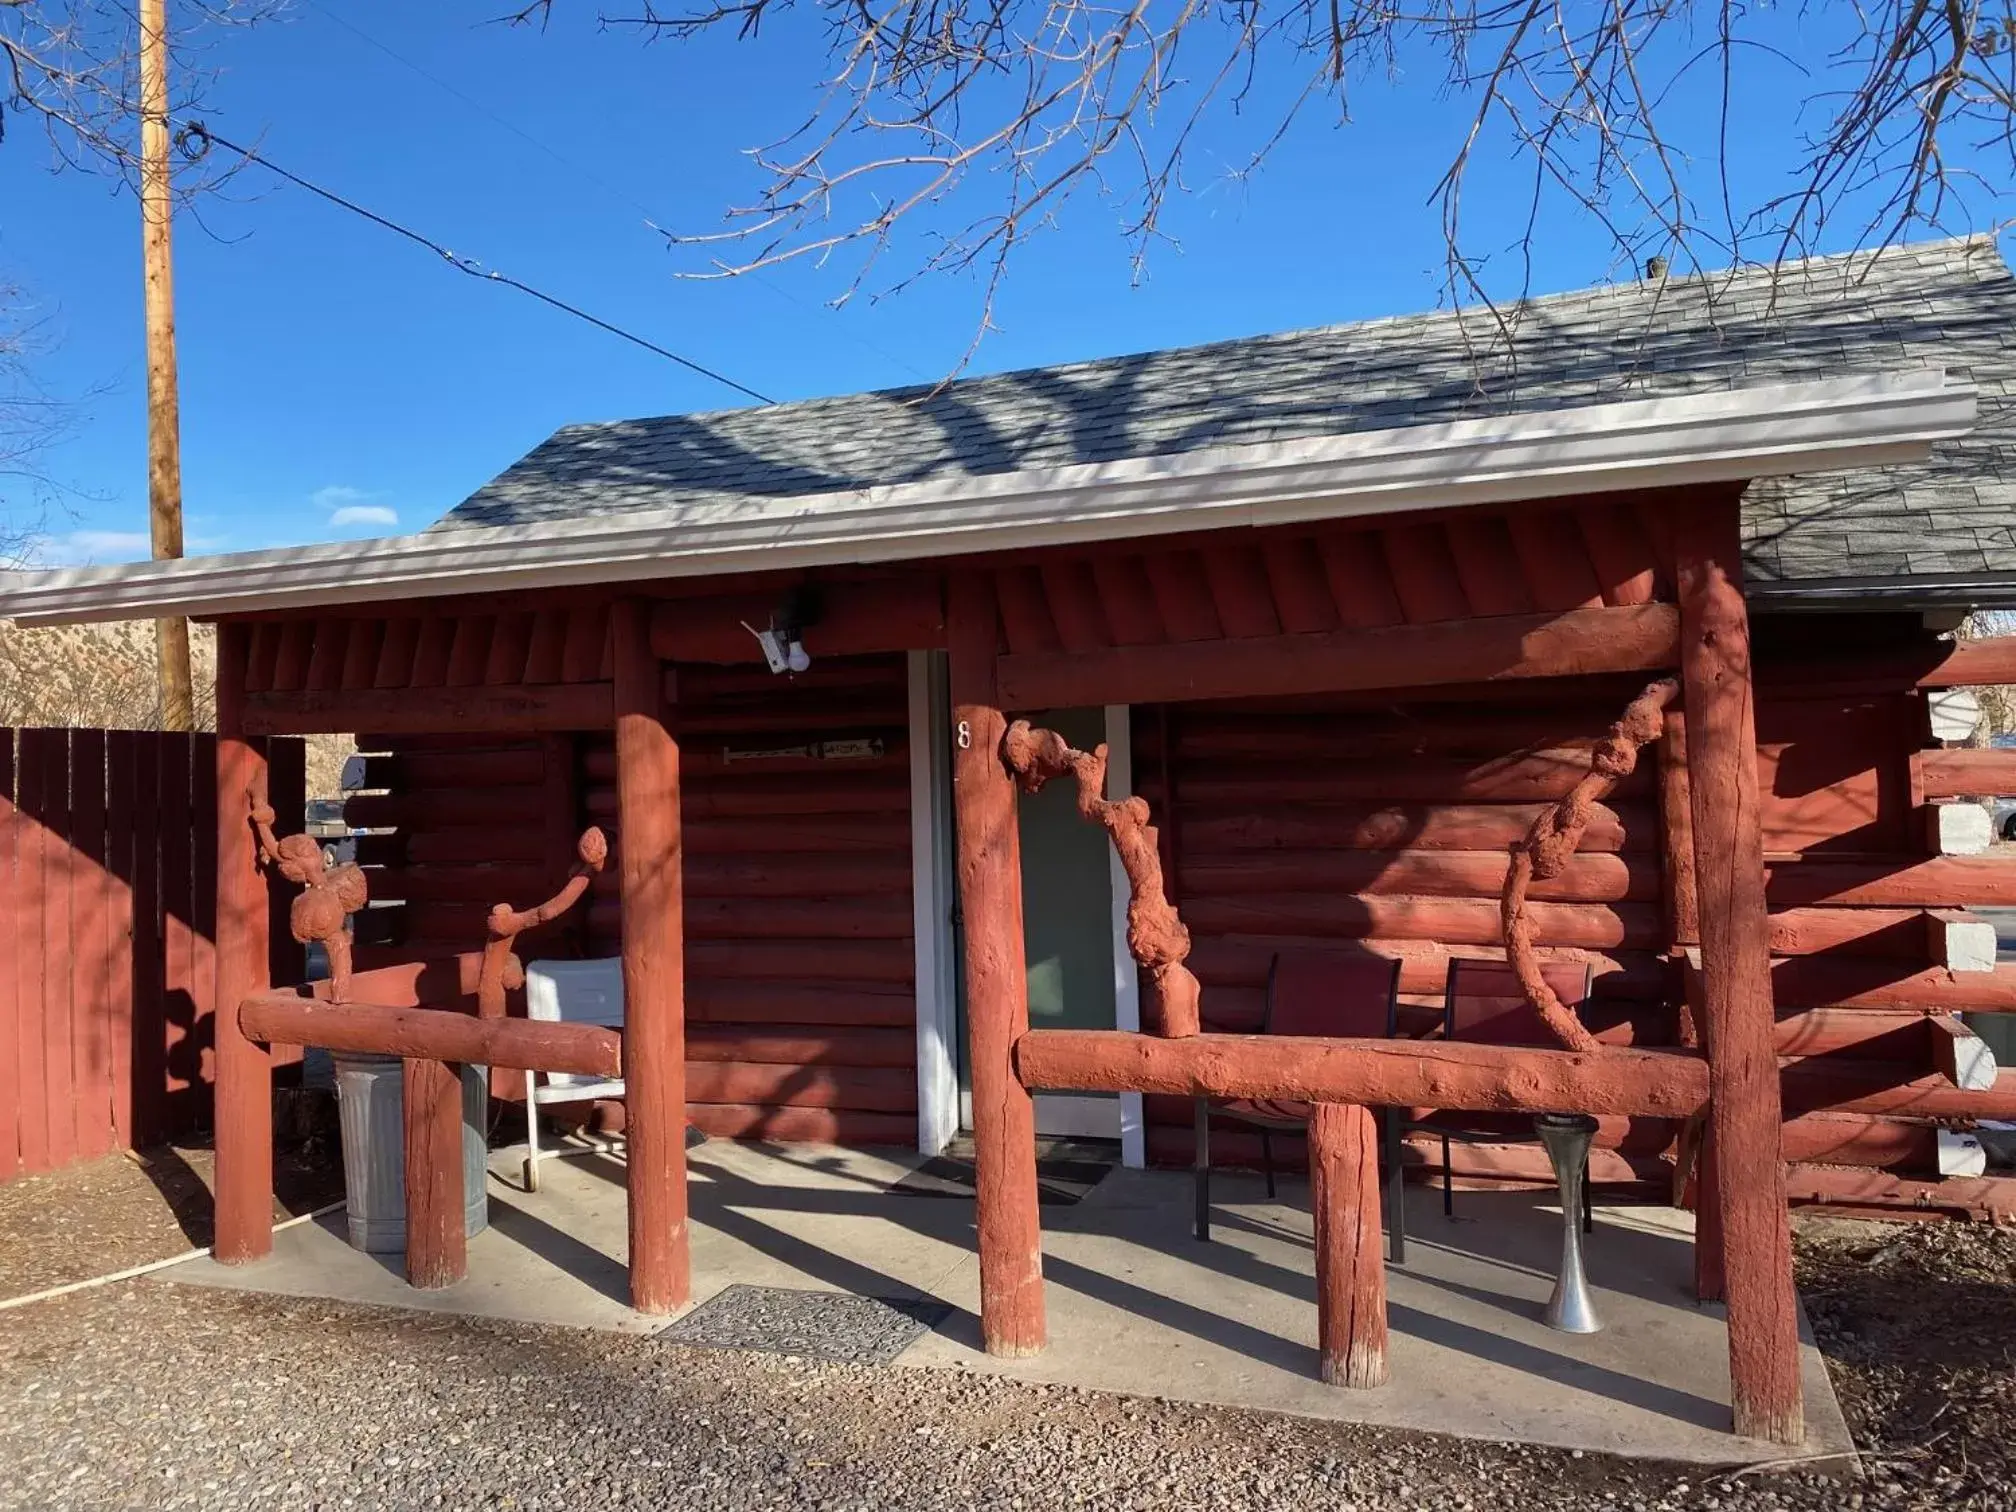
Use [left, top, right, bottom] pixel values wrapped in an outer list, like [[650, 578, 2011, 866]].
[[438, 236, 2016, 588]]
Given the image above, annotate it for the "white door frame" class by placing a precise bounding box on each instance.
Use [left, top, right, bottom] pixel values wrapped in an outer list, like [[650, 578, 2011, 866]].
[[907, 671, 1146, 1168], [907, 650, 961, 1156]]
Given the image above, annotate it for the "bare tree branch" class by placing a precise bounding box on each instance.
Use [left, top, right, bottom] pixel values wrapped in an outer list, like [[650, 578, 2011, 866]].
[[511, 1, 2013, 368], [1, 0, 281, 194]]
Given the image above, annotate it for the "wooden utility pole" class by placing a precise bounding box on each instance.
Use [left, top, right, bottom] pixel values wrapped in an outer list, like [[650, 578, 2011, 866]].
[[140, 0, 194, 731]]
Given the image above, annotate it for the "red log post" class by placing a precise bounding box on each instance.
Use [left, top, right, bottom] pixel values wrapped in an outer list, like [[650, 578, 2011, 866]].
[[1658, 709, 1700, 950], [1674, 493, 1804, 1446], [1693, 1129, 1726, 1303], [213, 622, 274, 1264], [403, 1056, 466, 1289], [613, 598, 690, 1315], [949, 572, 1046, 1357], [1309, 1102, 1388, 1387]]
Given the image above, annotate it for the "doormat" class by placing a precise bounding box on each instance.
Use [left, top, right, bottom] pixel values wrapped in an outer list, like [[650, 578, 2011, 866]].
[[662, 1285, 953, 1365], [890, 1137, 1115, 1206]]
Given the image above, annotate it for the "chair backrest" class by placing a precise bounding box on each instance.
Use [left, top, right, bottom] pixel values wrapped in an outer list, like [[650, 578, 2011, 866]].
[[525, 958, 626, 1029], [1264, 951, 1402, 1039], [1444, 958, 1595, 1046]]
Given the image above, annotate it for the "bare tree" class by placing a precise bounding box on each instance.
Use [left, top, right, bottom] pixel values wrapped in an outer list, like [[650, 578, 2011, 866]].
[[1, 0, 276, 186], [0, 288, 72, 567], [1964, 608, 2016, 740], [4, 1, 280, 721], [510, 1, 2016, 355]]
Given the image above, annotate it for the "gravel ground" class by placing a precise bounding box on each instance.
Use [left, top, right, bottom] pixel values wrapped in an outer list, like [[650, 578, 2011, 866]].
[[0, 1144, 342, 1299], [2, 1157, 2012, 1511]]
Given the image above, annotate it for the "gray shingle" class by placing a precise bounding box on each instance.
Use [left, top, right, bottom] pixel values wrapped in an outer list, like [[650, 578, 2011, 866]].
[[436, 236, 2016, 587]]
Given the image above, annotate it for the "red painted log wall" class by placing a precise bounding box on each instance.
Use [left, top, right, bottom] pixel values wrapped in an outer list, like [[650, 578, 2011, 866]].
[[353, 654, 917, 1142], [1131, 627, 2016, 1210]]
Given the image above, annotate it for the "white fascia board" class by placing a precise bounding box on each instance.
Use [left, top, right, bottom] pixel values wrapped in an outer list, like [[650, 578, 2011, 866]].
[[0, 370, 1975, 626]]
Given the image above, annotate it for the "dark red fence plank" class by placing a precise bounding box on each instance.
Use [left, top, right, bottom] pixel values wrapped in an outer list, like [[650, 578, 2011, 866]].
[[105, 732, 139, 1150], [17, 730, 64, 1171], [68, 729, 113, 1160], [129, 734, 165, 1147], [0, 732, 19, 1181], [192, 733, 219, 1107], [157, 733, 200, 1138]]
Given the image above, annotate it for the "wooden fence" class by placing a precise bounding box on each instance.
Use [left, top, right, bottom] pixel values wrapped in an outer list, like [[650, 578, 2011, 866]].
[[0, 728, 305, 1182]]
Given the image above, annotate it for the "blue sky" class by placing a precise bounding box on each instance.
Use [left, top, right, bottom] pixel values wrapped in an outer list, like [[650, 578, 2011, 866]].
[[4, 2, 2010, 564]]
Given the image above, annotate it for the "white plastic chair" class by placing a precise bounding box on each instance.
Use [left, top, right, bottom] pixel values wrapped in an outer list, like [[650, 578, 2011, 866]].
[[522, 958, 625, 1192]]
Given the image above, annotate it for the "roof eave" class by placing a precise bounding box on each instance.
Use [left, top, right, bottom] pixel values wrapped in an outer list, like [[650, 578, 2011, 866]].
[[1748, 569, 2016, 612], [0, 371, 1977, 627]]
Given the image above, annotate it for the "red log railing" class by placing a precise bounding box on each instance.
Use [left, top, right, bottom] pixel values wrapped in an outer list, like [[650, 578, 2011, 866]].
[[240, 995, 620, 1076], [239, 990, 619, 1288], [1013, 1029, 1710, 1117]]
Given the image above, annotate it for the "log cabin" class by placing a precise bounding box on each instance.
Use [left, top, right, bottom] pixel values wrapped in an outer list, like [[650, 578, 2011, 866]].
[[6, 233, 2016, 1443]]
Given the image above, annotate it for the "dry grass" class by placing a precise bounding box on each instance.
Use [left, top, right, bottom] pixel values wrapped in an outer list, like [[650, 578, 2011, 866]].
[[0, 617, 354, 796], [0, 618, 217, 730]]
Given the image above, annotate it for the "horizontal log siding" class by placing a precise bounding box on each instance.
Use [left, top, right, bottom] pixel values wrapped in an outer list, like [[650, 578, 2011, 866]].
[[589, 654, 915, 1142], [1135, 691, 1683, 1168], [1135, 670, 2016, 1198], [354, 655, 919, 1145]]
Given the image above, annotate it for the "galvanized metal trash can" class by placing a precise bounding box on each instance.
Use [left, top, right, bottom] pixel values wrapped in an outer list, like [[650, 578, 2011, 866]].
[[332, 1052, 489, 1254]]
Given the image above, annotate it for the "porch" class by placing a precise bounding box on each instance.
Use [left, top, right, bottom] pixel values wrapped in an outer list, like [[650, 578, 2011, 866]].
[[160, 1136, 1853, 1466]]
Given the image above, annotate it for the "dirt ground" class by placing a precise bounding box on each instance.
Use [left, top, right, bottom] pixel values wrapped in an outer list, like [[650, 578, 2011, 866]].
[[0, 1138, 344, 1299], [1795, 1216, 2016, 1502], [1, 1155, 2012, 1509]]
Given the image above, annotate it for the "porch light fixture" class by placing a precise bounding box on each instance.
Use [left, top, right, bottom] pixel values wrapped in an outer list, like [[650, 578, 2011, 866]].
[[741, 585, 822, 675]]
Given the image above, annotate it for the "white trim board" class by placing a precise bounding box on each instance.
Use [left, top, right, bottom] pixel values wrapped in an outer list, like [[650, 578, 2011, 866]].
[[908, 651, 961, 1156], [0, 373, 1974, 626]]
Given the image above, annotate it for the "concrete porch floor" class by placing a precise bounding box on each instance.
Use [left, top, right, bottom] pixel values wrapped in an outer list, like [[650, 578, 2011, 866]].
[[161, 1138, 1852, 1467]]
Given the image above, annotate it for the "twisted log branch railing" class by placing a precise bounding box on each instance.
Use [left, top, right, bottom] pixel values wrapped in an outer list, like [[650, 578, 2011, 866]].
[[1003, 720, 1201, 1038], [1501, 678, 1681, 1052], [242, 823, 613, 1291], [476, 826, 608, 1020]]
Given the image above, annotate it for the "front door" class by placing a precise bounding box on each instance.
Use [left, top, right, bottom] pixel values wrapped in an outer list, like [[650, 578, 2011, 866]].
[[1014, 706, 1122, 1139]]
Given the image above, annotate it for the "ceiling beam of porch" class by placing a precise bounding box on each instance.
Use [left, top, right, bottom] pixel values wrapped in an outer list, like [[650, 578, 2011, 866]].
[[240, 681, 614, 736], [995, 602, 1680, 710]]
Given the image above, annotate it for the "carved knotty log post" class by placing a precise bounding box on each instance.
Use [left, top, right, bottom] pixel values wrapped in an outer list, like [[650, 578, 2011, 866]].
[[1674, 496, 1804, 1445], [476, 826, 608, 1020], [252, 802, 369, 1001], [1309, 1101, 1388, 1388], [474, 826, 606, 1096], [1500, 678, 1679, 1051], [950, 576, 1047, 1358], [1002, 720, 1201, 1038]]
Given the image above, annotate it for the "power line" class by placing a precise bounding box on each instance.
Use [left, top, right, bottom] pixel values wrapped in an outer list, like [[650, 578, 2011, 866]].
[[293, 0, 934, 385], [297, 0, 662, 226], [177, 121, 775, 406]]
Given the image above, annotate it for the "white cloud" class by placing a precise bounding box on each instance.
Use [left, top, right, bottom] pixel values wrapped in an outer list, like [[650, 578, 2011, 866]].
[[32, 529, 153, 566], [313, 484, 396, 531]]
